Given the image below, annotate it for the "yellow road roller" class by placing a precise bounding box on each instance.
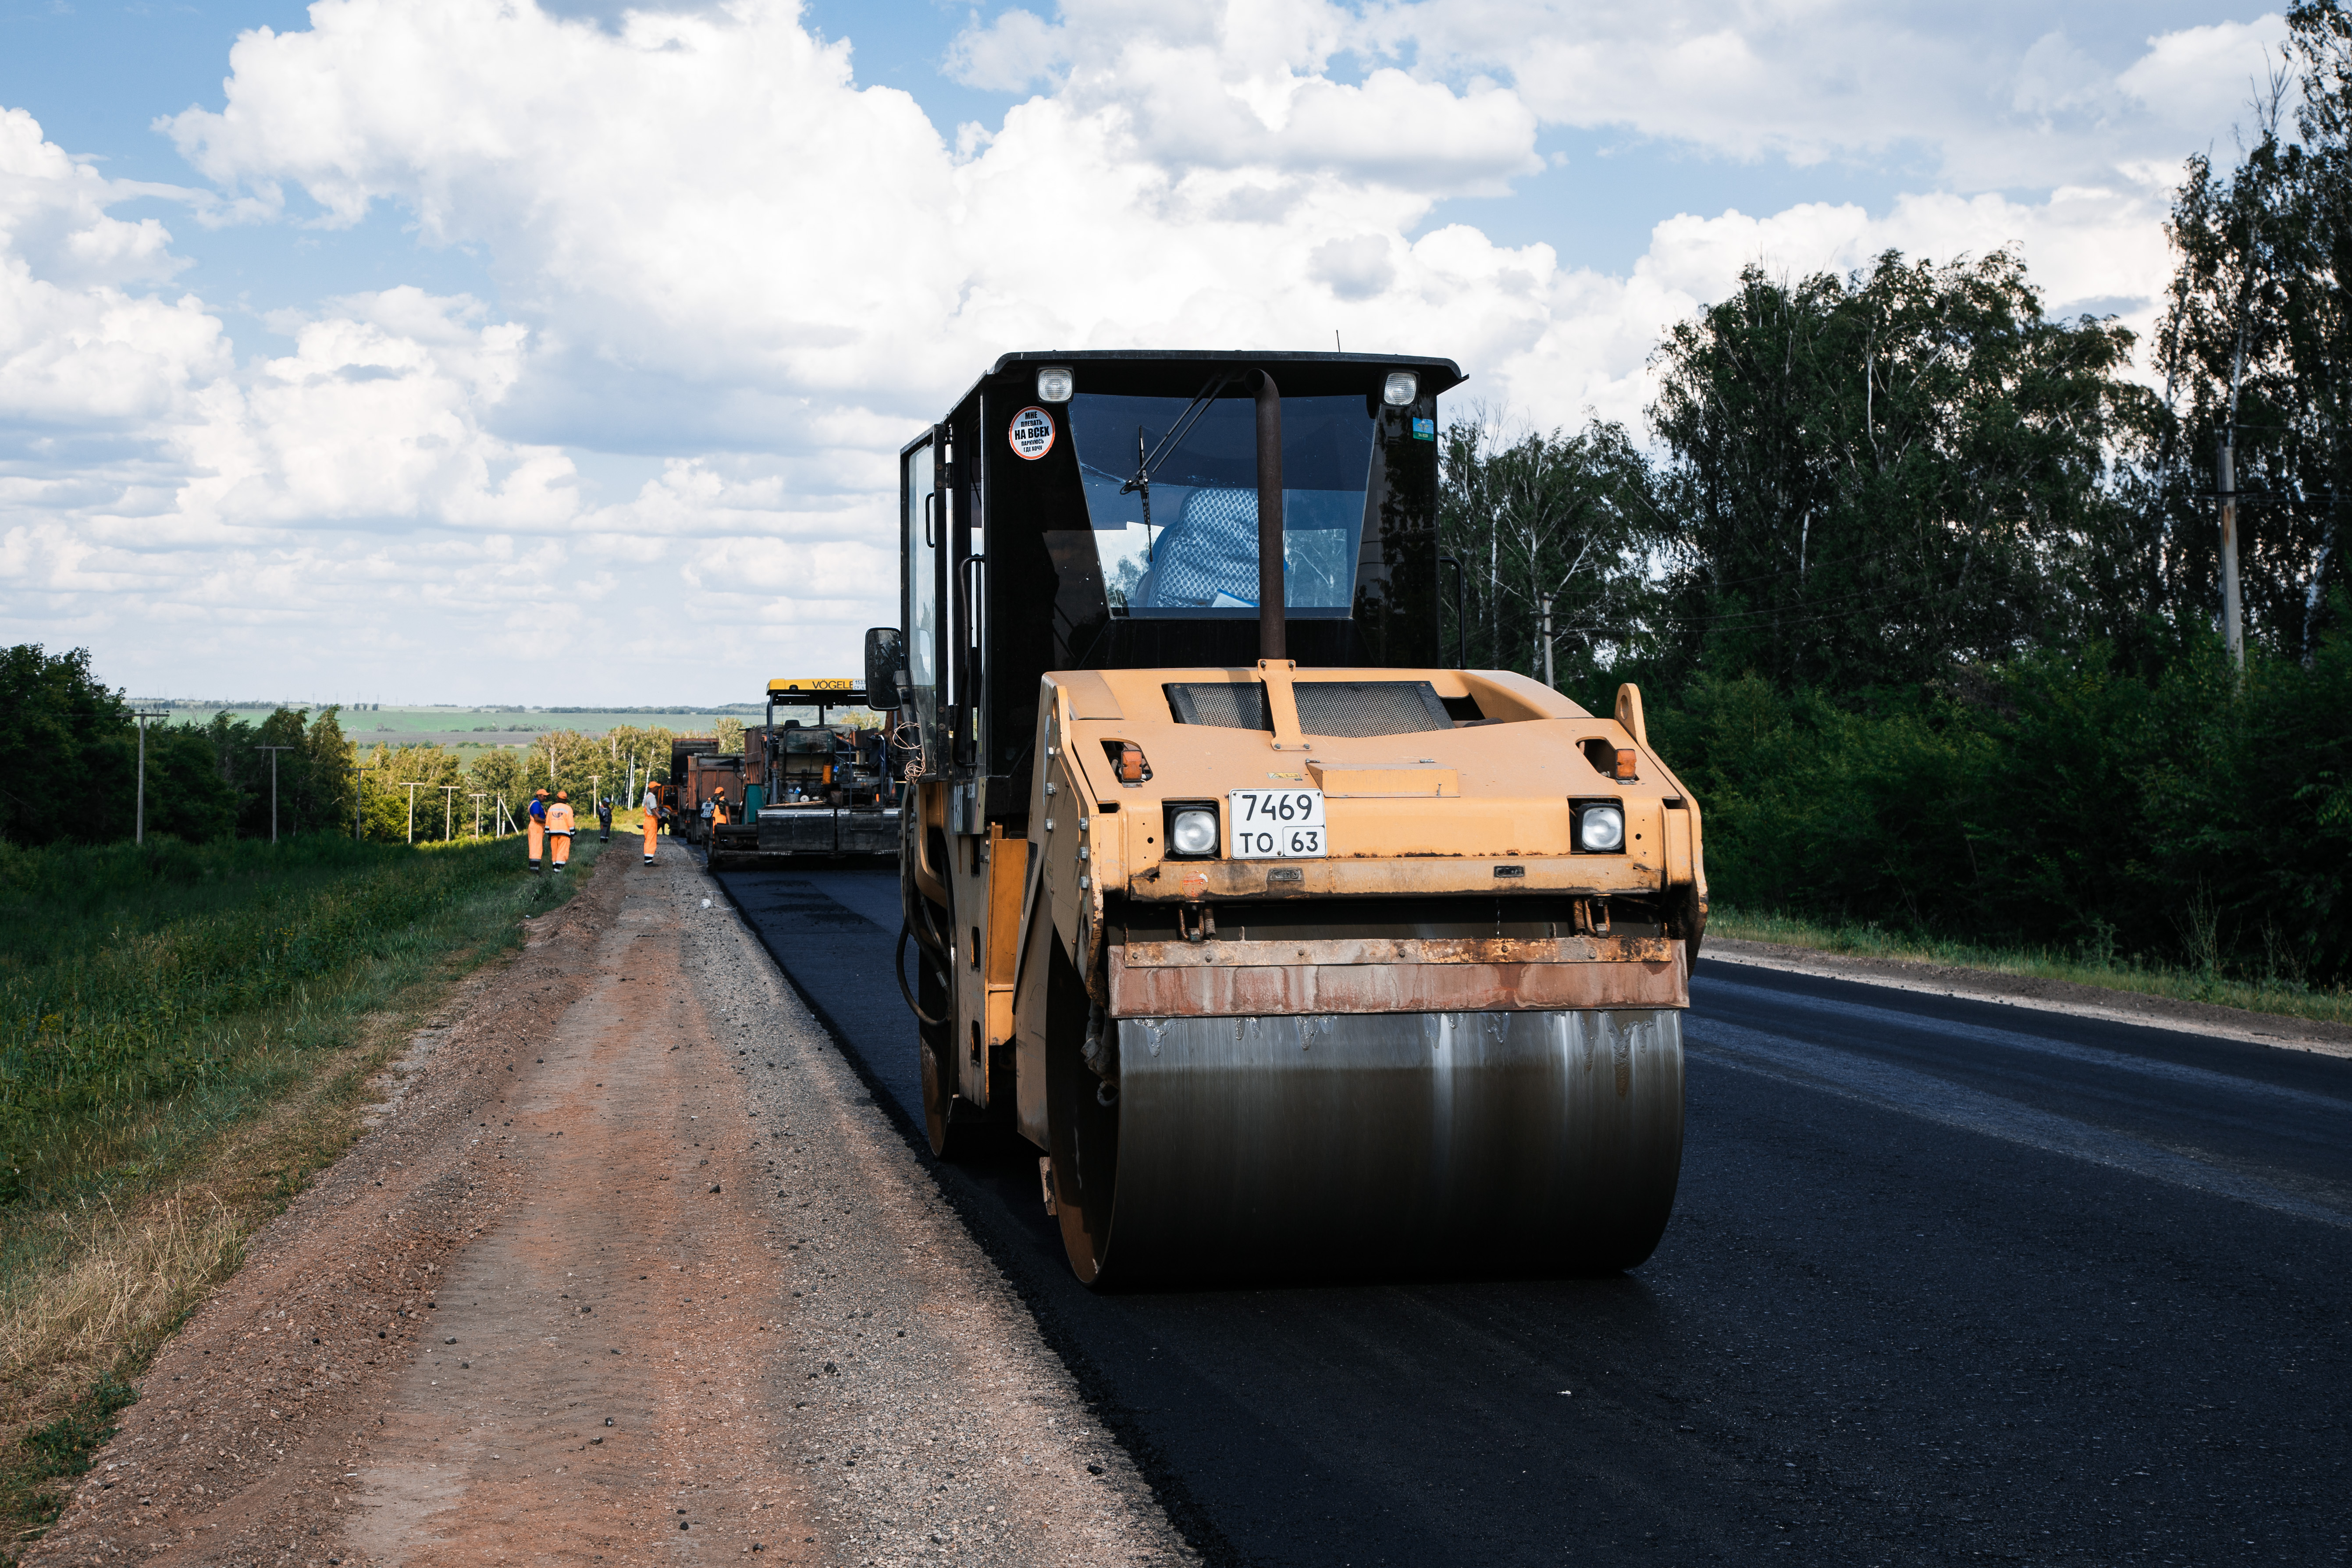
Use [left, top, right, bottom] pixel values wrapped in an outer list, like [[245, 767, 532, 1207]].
[[873, 351, 1706, 1284]]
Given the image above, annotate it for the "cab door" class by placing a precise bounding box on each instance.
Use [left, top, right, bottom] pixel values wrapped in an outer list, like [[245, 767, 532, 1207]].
[[902, 435, 943, 775]]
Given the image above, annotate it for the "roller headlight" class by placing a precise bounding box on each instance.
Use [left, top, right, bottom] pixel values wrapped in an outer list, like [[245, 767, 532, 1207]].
[[1382, 371, 1418, 406], [1169, 807, 1218, 857], [1036, 365, 1075, 403], [1576, 803, 1625, 853]]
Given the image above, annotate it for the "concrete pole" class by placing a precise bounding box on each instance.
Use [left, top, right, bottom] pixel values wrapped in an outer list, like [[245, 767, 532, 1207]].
[[441, 784, 458, 841], [2218, 433, 2245, 674], [471, 792, 485, 840], [131, 708, 167, 844], [402, 781, 423, 844], [253, 745, 292, 843], [1539, 596, 1556, 690]]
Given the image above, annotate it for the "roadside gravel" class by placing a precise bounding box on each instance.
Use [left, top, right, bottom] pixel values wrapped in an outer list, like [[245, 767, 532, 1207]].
[[30, 844, 1189, 1568]]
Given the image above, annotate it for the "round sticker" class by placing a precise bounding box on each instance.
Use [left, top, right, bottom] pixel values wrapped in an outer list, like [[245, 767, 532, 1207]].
[[1009, 406, 1056, 461]]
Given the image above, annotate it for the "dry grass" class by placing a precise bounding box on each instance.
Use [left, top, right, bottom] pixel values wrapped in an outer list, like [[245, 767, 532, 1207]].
[[0, 1194, 244, 1424], [1709, 903, 2352, 1028]]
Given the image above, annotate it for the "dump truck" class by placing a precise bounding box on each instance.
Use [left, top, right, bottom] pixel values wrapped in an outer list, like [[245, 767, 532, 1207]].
[[678, 750, 740, 846], [706, 680, 901, 868], [879, 350, 1706, 1285], [665, 736, 718, 836]]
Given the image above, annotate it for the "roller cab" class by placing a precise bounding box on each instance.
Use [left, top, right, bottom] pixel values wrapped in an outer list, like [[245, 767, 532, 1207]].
[[883, 351, 1706, 1285]]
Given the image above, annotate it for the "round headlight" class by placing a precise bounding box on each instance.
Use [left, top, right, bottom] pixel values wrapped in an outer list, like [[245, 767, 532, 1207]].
[[1036, 365, 1075, 403], [1170, 807, 1218, 856], [1382, 372, 1418, 407], [1579, 804, 1625, 853]]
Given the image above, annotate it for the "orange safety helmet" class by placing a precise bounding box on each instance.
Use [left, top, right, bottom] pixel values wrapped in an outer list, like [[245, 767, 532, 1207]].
[[557, 791, 569, 801]]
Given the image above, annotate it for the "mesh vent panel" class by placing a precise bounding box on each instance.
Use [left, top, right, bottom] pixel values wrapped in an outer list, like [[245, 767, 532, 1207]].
[[1166, 683, 1272, 731], [1293, 681, 1452, 737]]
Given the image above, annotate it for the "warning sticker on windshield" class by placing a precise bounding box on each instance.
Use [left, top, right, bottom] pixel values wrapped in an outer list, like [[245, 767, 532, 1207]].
[[1009, 406, 1056, 460]]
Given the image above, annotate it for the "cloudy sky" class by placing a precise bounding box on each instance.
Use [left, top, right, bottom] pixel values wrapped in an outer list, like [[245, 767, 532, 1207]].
[[0, 0, 2288, 704]]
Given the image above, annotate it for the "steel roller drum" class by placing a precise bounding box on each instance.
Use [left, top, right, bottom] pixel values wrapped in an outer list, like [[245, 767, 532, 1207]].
[[1061, 1007, 1685, 1283]]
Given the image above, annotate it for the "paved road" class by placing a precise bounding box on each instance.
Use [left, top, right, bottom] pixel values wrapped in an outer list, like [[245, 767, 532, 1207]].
[[714, 863, 2352, 1567]]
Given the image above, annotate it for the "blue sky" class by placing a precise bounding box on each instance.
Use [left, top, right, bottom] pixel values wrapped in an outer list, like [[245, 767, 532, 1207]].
[[0, 0, 2290, 701]]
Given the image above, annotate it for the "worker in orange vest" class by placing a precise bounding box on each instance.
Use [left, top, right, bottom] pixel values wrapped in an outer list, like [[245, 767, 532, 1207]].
[[712, 786, 730, 830], [640, 779, 661, 865], [527, 789, 548, 871], [548, 790, 576, 871]]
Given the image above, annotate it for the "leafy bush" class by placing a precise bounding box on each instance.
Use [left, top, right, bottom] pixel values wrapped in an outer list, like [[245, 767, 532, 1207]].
[[1650, 615, 2352, 985]]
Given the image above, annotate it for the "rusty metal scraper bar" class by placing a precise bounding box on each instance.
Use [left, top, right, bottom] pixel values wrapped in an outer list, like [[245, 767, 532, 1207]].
[[1109, 935, 1688, 1017]]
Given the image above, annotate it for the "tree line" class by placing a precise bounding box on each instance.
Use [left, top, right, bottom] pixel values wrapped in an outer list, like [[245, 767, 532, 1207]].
[[1440, 1, 2352, 987], [0, 645, 701, 848]]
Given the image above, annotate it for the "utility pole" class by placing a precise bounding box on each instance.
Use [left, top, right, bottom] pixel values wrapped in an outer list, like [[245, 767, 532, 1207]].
[[470, 791, 486, 840], [252, 744, 293, 843], [130, 707, 168, 844], [441, 784, 459, 842], [402, 781, 425, 845], [1537, 596, 1557, 691], [2218, 431, 2246, 674]]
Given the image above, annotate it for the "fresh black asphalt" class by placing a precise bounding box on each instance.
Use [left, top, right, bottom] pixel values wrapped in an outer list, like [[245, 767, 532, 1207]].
[[713, 863, 2352, 1567]]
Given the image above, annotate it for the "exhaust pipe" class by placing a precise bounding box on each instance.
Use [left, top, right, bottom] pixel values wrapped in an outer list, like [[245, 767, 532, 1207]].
[[1248, 369, 1285, 660]]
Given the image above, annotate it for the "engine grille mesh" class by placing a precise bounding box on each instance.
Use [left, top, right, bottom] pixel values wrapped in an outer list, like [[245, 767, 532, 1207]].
[[1165, 683, 1272, 731], [1293, 681, 1452, 737]]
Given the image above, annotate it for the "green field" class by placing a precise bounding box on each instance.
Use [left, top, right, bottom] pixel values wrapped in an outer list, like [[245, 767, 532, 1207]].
[[160, 704, 763, 755]]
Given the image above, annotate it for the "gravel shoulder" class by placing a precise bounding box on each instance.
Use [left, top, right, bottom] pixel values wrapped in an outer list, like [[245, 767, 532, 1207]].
[[30, 844, 1188, 1568], [1703, 936, 2352, 1058]]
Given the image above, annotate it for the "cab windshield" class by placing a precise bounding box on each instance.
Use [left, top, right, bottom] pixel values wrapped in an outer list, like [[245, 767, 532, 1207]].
[[1070, 392, 1373, 617]]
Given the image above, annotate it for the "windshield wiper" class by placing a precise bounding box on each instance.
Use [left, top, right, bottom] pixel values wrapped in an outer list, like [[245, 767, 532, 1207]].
[[1121, 372, 1240, 551]]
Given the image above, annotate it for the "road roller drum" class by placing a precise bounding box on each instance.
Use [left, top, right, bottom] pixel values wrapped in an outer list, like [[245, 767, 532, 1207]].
[[1045, 1008, 1685, 1283]]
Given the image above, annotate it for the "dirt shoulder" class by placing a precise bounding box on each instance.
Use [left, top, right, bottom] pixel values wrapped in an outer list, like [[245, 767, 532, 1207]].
[[1702, 937, 2352, 1059], [31, 843, 1188, 1568]]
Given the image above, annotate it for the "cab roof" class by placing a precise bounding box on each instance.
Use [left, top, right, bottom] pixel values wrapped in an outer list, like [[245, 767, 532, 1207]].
[[938, 349, 1466, 420]]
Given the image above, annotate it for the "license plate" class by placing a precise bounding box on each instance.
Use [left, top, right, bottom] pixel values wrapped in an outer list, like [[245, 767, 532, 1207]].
[[1228, 788, 1326, 859]]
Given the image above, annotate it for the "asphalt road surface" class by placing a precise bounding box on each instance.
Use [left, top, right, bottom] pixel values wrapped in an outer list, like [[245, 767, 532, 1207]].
[[713, 862, 2352, 1568]]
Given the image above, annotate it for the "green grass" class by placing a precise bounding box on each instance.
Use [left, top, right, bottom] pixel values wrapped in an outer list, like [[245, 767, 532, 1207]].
[[0, 833, 596, 1206], [0, 830, 601, 1551], [1707, 903, 2352, 1030], [0, 1371, 135, 1546]]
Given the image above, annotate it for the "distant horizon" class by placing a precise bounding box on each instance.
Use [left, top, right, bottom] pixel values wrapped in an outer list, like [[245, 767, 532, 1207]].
[[131, 700, 778, 715]]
